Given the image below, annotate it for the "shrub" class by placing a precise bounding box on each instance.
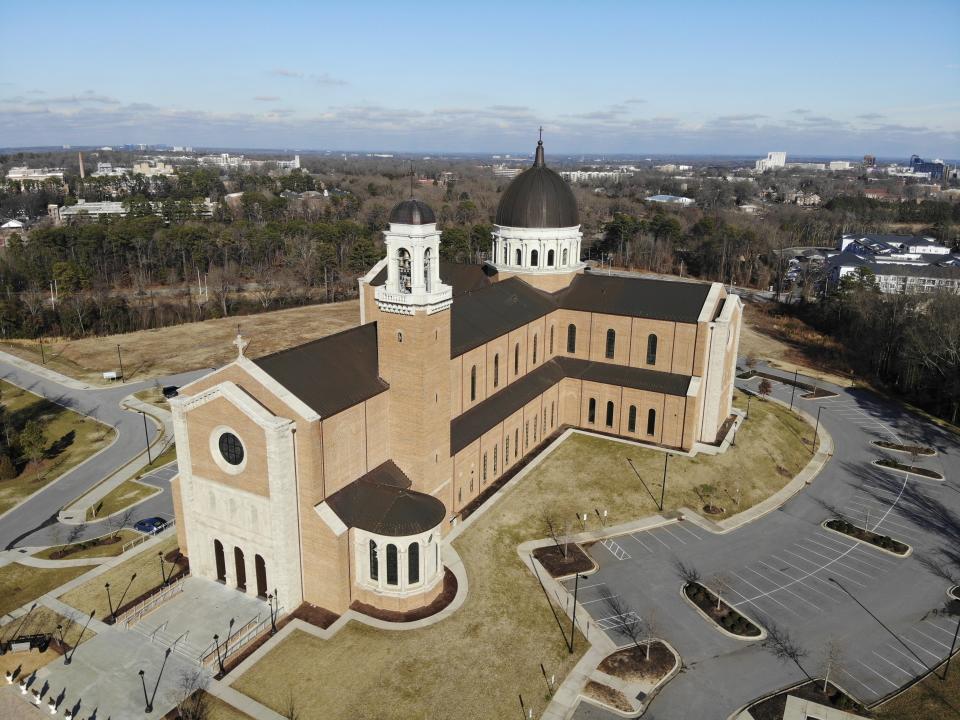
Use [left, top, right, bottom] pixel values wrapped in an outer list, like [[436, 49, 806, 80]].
[[0, 454, 16, 480]]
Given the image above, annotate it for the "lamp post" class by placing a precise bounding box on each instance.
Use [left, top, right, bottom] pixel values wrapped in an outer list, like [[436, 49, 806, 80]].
[[141, 411, 152, 464], [789, 369, 799, 410], [117, 344, 125, 382], [746, 394, 752, 420], [812, 406, 823, 454], [570, 573, 589, 654], [213, 634, 224, 675], [138, 669, 152, 713], [660, 453, 670, 512], [268, 593, 277, 634], [105, 582, 114, 622], [54, 624, 65, 650], [158, 551, 166, 585]]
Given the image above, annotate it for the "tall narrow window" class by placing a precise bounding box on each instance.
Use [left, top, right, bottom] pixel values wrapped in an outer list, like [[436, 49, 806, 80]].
[[531, 249, 539, 267], [423, 247, 432, 292], [386, 544, 398, 586], [493, 444, 498, 474], [505, 437, 510, 463], [503, 246, 508, 265], [647, 334, 658, 365], [567, 324, 577, 353], [408, 542, 420, 584], [470, 365, 477, 402], [606, 401, 614, 427], [551, 401, 555, 427], [515, 248, 522, 265], [369, 540, 378, 581], [647, 408, 656, 436], [234, 546, 246, 591], [588, 398, 596, 424], [534, 416, 538, 441], [532, 335, 538, 364], [549, 326, 554, 354], [628, 405, 637, 433], [525, 421, 529, 448], [397, 248, 411, 293], [514, 343, 520, 374], [483, 453, 488, 482], [255, 554, 267, 598], [493, 354, 500, 388], [605, 329, 616, 359], [214, 539, 226, 582], [562, 248, 569, 265], [515, 429, 519, 457], [547, 249, 555, 266]]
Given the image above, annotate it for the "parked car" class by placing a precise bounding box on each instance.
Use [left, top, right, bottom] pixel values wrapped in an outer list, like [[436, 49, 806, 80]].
[[162, 386, 179, 399], [134, 517, 169, 534]]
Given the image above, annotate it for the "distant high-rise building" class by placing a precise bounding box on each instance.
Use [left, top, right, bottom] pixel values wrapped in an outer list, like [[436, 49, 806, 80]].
[[863, 154, 876, 167], [909, 155, 945, 181], [755, 152, 787, 172]]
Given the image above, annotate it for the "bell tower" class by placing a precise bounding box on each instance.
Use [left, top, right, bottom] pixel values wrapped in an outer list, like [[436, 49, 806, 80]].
[[374, 199, 453, 507]]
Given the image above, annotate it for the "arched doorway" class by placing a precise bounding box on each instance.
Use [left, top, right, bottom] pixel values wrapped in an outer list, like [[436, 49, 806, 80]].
[[515, 248, 522, 265], [214, 539, 226, 583], [234, 546, 246, 591], [530, 249, 539, 266], [255, 554, 267, 598]]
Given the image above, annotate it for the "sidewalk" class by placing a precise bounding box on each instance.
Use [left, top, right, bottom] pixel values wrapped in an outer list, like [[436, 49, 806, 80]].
[[0, 349, 94, 390]]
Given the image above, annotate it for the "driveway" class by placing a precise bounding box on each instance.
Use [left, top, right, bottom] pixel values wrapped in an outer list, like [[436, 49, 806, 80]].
[[569, 365, 959, 719], [0, 358, 208, 549]]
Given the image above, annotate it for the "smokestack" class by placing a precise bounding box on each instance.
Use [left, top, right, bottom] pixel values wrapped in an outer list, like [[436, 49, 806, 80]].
[[78, 151, 85, 180]]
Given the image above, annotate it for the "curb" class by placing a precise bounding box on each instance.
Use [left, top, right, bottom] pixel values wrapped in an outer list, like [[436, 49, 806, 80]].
[[680, 584, 767, 641], [871, 460, 944, 482], [870, 440, 937, 457], [820, 519, 912, 559]]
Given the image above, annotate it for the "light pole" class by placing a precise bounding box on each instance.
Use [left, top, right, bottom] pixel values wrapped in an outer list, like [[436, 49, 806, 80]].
[[158, 551, 166, 585], [141, 411, 152, 464], [660, 453, 670, 512], [213, 633, 224, 675], [570, 573, 589, 654], [117, 344, 125, 382], [789, 369, 799, 410], [138, 669, 152, 713], [39, 336, 46, 364], [105, 582, 114, 622], [812, 406, 823, 454], [746, 394, 752, 420]]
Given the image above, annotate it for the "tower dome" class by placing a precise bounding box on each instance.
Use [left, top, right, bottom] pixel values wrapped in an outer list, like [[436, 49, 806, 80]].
[[495, 140, 578, 228], [389, 198, 436, 225], [490, 135, 584, 281]]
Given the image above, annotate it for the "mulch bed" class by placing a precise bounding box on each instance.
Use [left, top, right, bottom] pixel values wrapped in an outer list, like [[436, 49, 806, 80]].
[[350, 568, 458, 623], [598, 641, 673, 683], [583, 680, 632, 712], [826, 519, 909, 555], [703, 504, 725, 516], [875, 458, 943, 480], [47, 534, 124, 560], [685, 582, 761, 637], [873, 440, 935, 456], [533, 543, 594, 578], [749, 680, 865, 720], [801, 388, 838, 399]]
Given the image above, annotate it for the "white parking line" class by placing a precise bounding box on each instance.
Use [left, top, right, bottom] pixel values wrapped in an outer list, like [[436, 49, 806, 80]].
[[798, 539, 880, 576], [884, 643, 928, 671], [757, 559, 838, 603], [674, 523, 704, 541], [779, 548, 867, 588], [600, 538, 631, 561], [856, 659, 899, 688], [649, 532, 671, 549], [900, 634, 943, 661], [924, 618, 960, 638], [788, 545, 873, 582], [728, 570, 801, 615], [909, 626, 951, 651], [627, 533, 653, 553], [837, 667, 879, 696], [581, 595, 618, 605], [660, 526, 687, 544], [743, 566, 821, 611], [872, 651, 912, 678]]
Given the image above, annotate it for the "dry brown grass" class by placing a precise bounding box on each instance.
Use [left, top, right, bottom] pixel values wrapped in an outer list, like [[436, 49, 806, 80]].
[[583, 680, 633, 712], [0, 564, 90, 617], [0, 300, 360, 383], [87, 479, 160, 520], [0, 605, 97, 677], [231, 392, 811, 719]]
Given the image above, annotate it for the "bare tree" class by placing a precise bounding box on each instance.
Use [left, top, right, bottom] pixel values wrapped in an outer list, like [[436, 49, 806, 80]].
[[763, 619, 811, 680], [672, 557, 702, 586], [758, 378, 773, 399], [820, 638, 845, 694], [711, 573, 731, 611], [643, 609, 660, 661], [603, 594, 643, 648], [542, 512, 570, 559], [175, 668, 209, 720], [282, 690, 300, 720], [107, 508, 136, 540]]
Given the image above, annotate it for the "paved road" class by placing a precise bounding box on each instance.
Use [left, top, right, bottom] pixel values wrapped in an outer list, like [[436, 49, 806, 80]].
[[0, 361, 208, 549], [570, 364, 959, 719]]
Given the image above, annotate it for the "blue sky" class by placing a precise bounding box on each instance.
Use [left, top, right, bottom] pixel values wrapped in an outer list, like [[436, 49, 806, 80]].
[[1, 0, 958, 157]]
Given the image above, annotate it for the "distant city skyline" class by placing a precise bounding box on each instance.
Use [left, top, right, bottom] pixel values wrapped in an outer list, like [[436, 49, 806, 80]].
[[1, 1, 958, 157]]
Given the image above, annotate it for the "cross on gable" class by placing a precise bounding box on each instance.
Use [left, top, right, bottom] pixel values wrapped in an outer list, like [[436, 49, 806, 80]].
[[234, 332, 249, 358]]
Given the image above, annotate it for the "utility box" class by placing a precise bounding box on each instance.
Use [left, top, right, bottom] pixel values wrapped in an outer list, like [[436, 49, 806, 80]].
[[102, 371, 120, 381]]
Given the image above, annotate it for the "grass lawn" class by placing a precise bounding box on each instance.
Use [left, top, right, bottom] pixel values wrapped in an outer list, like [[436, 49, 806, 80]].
[[0, 605, 97, 677], [206, 694, 256, 720], [59, 535, 178, 619], [32, 529, 141, 560], [0, 300, 360, 384], [133, 386, 170, 410], [0, 563, 91, 617], [875, 663, 960, 719], [87, 479, 160, 520], [136, 443, 177, 475], [231, 391, 811, 719], [0, 380, 116, 515]]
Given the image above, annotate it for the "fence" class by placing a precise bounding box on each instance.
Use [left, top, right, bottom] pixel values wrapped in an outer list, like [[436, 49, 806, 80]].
[[199, 609, 284, 669], [116, 575, 187, 627]]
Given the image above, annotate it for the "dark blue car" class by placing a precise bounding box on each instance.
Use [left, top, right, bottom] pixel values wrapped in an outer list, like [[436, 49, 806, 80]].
[[134, 517, 168, 534]]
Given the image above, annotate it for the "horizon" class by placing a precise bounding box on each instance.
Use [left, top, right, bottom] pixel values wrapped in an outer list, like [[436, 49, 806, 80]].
[[1, 0, 959, 157]]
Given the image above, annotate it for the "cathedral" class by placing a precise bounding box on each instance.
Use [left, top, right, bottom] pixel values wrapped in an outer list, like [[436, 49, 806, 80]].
[[169, 138, 742, 615]]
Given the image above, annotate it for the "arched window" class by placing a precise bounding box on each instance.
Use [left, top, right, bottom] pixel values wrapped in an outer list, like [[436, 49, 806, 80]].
[[549, 326, 554, 354], [547, 249, 555, 266], [532, 335, 538, 364], [514, 343, 520, 374], [562, 248, 569, 265], [493, 354, 500, 388], [588, 398, 596, 424], [628, 405, 637, 433], [397, 248, 412, 293], [369, 540, 378, 581], [647, 408, 657, 436], [213, 539, 226, 582], [531, 249, 539, 267], [423, 247, 432, 292], [470, 365, 477, 402], [515, 248, 522, 265], [408, 542, 420, 584], [606, 401, 615, 427], [386, 544, 398, 586], [647, 334, 658, 365], [567, 324, 577, 353], [234, 546, 246, 591], [255, 554, 267, 598], [605, 329, 616, 359]]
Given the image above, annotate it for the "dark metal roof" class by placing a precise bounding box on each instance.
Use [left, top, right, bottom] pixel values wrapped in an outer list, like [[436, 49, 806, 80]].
[[388, 198, 436, 225], [450, 357, 691, 453], [252, 323, 388, 418], [324, 461, 446, 536], [495, 141, 579, 228], [450, 277, 557, 356], [369, 261, 497, 297], [558, 273, 712, 323]]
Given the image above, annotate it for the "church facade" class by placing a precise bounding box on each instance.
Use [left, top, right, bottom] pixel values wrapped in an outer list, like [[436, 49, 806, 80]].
[[169, 139, 742, 616]]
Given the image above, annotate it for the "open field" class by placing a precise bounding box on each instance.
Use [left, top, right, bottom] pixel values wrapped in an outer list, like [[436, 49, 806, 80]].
[[133, 386, 170, 410], [875, 662, 960, 719], [87, 479, 160, 520], [0, 564, 91, 617], [32, 529, 141, 560], [59, 535, 178, 620], [231, 391, 811, 719], [0, 299, 361, 383], [0, 380, 115, 515]]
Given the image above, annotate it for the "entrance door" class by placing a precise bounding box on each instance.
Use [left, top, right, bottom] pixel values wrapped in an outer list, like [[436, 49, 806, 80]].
[[255, 554, 267, 598], [214, 540, 226, 582], [234, 546, 246, 591]]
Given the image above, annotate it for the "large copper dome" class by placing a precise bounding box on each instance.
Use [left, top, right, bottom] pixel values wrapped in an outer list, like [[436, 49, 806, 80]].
[[495, 140, 579, 228]]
